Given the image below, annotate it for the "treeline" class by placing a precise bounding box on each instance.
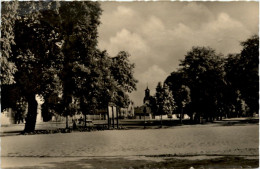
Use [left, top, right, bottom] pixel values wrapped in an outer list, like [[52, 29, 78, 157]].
[[1, 1, 137, 132], [160, 35, 258, 123]]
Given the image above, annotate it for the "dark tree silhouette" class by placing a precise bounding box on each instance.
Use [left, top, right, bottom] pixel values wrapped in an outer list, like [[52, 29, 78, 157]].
[[178, 47, 225, 122], [1, 1, 137, 132], [165, 71, 191, 123], [155, 82, 176, 127], [238, 35, 259, 115]]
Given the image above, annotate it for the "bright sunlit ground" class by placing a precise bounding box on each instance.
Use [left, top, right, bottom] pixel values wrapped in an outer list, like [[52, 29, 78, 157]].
[[1, 119, 258, 169]]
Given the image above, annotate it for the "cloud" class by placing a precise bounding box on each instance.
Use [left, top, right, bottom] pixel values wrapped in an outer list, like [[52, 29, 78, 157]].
[[98, 6, 139, 40], [99, 29, 149, 59], [141, 16, 165, 37], [147, 12, 252, 60], [114, 6, 135, 17], [203, 13, 249, 35], [98, 2, 258, 106], [180, 2, 214, 26], [197, 12, 252, 54], [136, 65, 167, 92], [130, 65, 167, 105]]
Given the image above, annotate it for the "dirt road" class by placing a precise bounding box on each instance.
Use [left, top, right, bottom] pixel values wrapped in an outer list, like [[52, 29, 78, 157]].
[[1, 123, 258, 168]]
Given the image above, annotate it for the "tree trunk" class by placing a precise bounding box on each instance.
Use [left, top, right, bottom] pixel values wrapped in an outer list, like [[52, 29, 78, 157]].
[[116, 107, 119, 129], [112, 106, 115, 129], [190, 112, 194, 123], [66, 115, 69, 128], [144, 113, 146, 129], [24, 94, 38, 133], [160, 114, 162, 128], [180, 109, 183, 124], [107, 104, 110, 129], [84, 114, 87, 128]]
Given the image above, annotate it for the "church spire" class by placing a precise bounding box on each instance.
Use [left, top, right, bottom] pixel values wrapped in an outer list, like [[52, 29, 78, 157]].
[[145, 85, 150, 97], [144, 85, 150, 104]]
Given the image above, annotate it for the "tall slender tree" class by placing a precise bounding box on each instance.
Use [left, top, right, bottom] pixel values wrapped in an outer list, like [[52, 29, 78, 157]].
[[155, 82, 176, 127], [55, 2, 102, 127]]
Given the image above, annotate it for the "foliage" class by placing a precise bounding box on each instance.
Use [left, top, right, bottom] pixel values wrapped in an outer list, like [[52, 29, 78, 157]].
[[1, 1, 137, 132], [55, 2, 102, 117], [224, 54, 247, 117], [110, 51, 138, 108], [165, 71, 191, 117], [164, 35, 258, 122], [9, 1, 65, 132], [1, 1, 19, 85], [178, 46, 225, 121], [223, 36, 259, 116], [238, 35, 259, 115], [155, 82, 176, 116], [110, 51, 137, 93]]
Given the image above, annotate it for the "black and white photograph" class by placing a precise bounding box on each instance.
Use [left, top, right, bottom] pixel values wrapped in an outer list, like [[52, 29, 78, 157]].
[[1, 1, 259, 168]]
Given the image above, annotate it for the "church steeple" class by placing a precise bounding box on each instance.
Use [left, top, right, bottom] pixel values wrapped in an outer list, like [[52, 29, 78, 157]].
[[145, 86, 150, 98], [144, 85, 150, 104]]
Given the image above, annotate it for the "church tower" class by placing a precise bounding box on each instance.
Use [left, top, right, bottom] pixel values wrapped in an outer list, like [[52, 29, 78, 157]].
[[143, 86, 150, 105]]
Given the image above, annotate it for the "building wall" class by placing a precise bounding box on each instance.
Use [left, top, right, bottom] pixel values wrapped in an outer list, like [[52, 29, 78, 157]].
[[1, 108, 15, 125], [1, 104, 43, 125]]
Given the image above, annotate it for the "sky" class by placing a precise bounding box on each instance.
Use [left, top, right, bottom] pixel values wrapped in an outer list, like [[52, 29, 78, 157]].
[[97, 1, 259, 106]]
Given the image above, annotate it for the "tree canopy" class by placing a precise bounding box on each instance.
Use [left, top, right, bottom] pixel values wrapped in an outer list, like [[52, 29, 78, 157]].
[[164, 35, 258, 122], [155, 82, 176, 116], [1, 1, 137, 132]]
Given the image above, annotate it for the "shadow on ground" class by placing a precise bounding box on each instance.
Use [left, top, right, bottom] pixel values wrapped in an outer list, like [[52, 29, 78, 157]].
[[1, 117, 258, 137], [2, 156, 259, 169]]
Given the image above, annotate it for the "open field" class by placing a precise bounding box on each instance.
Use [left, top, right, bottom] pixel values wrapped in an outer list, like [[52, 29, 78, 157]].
[[1, 119, 259, 169]]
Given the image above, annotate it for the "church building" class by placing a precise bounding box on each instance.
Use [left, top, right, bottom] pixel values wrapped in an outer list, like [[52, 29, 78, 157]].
[[143, 86, 152, 105], [135, 86, 155, 119]]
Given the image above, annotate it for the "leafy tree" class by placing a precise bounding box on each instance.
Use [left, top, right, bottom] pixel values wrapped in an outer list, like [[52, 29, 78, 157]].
[[9, 1, 63, 132], [224, 54, 247, 118], [1, 1, 20, 117], [41, 92, 62, 122], [155, 82, 176, 127], [238, 35, 259, 115], [75, 50, 106, 127], [155, 82, 164, 116], [1, 84, 20, 112], [110, 51, 137, 107], [110, 51, 137, 93], [1, 1, 18, 85], [40, 3, 137, 128], [223, 35, 259, 117], [54, 2, 102, 127], [177, 85, 191, 123], [179, 46, 225, 122], [17, 1, 102, 131], [148, 96, 157, 118], [1, 85, 27, 124], [165, 71, 191, 123], [13, 97, 27, 124], [161, 84, 176, 117], [2, 1, 137, 132], [96, 51, 137, 128]]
